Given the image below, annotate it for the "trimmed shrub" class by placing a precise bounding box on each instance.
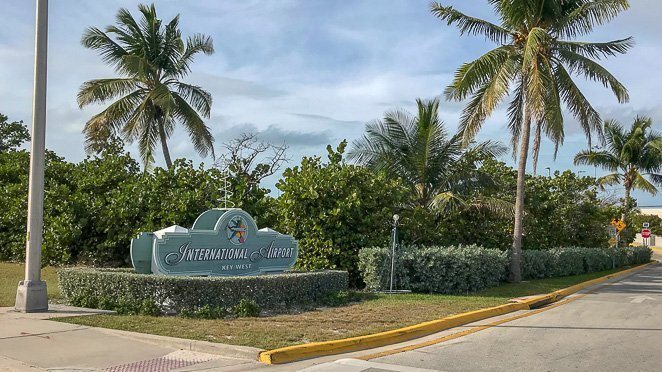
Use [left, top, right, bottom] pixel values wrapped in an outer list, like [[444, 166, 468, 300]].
[[520, 250, 556, 279], [521, 246, 651, 280], [359, 245, 507, 294], [58, 268, 347, 316], [361, 245, 652, 293]]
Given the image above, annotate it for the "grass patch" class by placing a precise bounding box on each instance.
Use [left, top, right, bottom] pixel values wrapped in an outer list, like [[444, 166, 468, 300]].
[[55, 267, 626, 350], [0, 262, 61, 307]]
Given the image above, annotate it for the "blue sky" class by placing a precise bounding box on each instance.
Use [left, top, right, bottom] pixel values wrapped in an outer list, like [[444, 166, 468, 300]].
[[1, 0, 661, 205]]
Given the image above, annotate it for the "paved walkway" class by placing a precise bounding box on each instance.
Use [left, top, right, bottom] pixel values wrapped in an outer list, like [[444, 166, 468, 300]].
[[0, 305, 263, 371]]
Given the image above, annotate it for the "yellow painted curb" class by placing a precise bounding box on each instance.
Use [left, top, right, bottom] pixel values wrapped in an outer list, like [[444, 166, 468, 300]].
[[258, 262, 654, 364]]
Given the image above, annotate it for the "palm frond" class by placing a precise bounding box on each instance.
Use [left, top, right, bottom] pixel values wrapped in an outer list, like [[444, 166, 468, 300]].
[[445, 46, 515, 101], [172, 92, 215, 159], [557, 49, 629, 103], [77, 78, 139, 108], [458, 57, 517, 144], [632, 171, 658, 195], [557, 38, 634, 60], [171, 34, 214, 78], [81, 27, 129, 70], [555, 63, 603, 145], [556, 0, 630, 38], [470, 196, 515, 218], [431, 3, 512, 44], [573, 149, 621, 171], [175, 82, 212, 118], [597, 172, 622, 187]]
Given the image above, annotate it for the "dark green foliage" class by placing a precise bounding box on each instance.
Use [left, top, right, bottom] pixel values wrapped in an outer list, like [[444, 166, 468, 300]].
[[626, 213, 662, 236], [478, 158, 613, 249], [359, 245, 508, 294], [521, 246, 651, 279], [276, 141, 409, 287], [360, 245, 651, 293], [0, 135, 274, 266], [233, 299, 261, 318], [58, 268, 348, 315], [0, 114, 30, 152]]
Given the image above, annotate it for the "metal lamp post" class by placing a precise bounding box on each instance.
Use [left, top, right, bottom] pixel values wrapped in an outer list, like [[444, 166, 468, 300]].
[[389, 214, 399, 293], [15, 0, 49, 312]]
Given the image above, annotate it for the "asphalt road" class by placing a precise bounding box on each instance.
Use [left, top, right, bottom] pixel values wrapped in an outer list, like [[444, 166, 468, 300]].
[[365, 263, 662, 372]]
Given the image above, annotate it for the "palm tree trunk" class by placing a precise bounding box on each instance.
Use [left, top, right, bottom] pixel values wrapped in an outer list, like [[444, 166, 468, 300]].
[[624, 185, 632, 215], [509, 114, 532, 283], [159, 123, 173, 169]]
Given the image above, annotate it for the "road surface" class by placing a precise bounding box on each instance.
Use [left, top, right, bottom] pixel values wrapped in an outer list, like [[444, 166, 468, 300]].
[[308, 263, 662, 372]]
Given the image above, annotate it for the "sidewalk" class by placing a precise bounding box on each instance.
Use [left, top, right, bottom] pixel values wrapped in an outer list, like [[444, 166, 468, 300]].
[[0, 305, 264, 371]]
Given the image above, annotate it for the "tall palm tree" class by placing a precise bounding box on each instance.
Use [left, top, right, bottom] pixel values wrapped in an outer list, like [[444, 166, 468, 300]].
[[575, 117, 662, 216], [349, 98, 508, 213], [78, 4, 215, 168], [433, 0, 632, 282]]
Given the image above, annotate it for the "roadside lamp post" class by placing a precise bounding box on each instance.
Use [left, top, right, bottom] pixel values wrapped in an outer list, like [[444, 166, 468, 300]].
[[15, 0, 49, 312], [389, 214, 399, 293], [545, 167, 551, 177]]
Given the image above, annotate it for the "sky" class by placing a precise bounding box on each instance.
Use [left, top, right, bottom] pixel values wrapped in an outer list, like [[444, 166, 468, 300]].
[[1, 0, 661, 205]]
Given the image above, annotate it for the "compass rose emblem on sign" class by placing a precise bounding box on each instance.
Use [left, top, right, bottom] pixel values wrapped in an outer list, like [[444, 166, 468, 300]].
[[226, 216, 247, 245]]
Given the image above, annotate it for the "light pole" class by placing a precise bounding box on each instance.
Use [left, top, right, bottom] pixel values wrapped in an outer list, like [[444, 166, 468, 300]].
[[389, 214, 399, 293], [545, 167, 551, 177], [15, 0, 49, 312]]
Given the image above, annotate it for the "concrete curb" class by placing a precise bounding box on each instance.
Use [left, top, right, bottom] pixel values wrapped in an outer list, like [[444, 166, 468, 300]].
[[258, 262, 654, 364], [93, 327, 264, 360]]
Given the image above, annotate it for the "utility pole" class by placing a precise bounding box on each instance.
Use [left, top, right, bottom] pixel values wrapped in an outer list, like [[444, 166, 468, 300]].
[[15, 0, 49, 312]]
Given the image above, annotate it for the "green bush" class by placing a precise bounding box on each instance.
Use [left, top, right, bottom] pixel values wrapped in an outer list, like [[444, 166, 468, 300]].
[[233, 299, 261, 317], [521, 246, 651, 280], [58, 268, 348, 316], [360, 245, 652, 293], [359, 245, 507, 294], [276, 141, 409, 287]]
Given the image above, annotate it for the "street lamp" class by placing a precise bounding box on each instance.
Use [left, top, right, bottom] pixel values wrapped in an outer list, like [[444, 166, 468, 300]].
[[545, 167, 551, 177], [15, 0, 49, 312], [389, 214, 399, 293]]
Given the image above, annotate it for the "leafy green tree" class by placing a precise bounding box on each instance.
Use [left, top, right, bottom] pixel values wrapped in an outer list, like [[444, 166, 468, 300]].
[[574, 117, 662, 217], [474, 159, 615, 249], [0, 114, 30, 152], [78, 4, 215, 168], [627, 212, 662, 241], [349, 98, 507, 213], [523, 171, 611, 249], [433, 0, 632, 281], [277, 141, 409, 286]]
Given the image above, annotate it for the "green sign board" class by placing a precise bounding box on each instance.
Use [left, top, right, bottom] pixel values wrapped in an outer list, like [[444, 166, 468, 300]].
[[130, 208, 298, 276]]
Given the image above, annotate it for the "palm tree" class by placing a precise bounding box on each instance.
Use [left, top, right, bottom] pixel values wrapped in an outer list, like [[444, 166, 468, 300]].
[[433, 0, 632, 282], [78, 4, 215, 168], [575, 117, 662, 216], [349, 98, 508, 214]]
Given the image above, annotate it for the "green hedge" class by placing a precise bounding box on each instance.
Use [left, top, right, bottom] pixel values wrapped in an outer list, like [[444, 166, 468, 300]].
[[521, 246, 652, 279], [359, 245, 507, 294], [58, 268, 348, 315], [360, 245, 652, 293]]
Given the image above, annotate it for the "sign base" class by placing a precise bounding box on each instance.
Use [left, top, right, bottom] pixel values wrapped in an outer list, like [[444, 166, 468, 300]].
[[15, 280, 48, 313]]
